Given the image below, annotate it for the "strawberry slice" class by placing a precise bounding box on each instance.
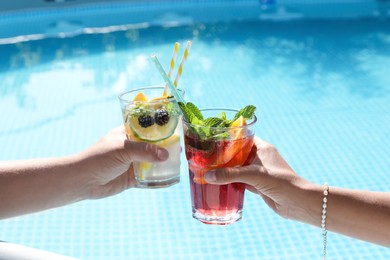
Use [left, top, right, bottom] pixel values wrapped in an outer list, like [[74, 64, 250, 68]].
[[185, 145, 215, 167]]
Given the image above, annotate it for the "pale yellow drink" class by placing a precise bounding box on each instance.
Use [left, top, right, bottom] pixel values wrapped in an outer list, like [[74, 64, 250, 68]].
[[119, 86, 184, 188]]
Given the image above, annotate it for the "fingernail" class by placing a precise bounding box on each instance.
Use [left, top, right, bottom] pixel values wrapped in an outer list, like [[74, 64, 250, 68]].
[[157, 148, 169, 161], [204, 170, 217, 182]]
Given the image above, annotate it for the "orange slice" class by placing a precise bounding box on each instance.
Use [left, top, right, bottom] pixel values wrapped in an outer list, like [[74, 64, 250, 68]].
[[213, 138, 248, 167], [133, 92, 148, 101], [211, 115, 248, 166], [223, 138, 254, 167], [190, 116, 251, 184]]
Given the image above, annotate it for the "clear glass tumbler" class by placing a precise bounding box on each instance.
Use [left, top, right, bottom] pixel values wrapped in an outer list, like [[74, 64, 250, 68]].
[[119, 86, 184, 188]]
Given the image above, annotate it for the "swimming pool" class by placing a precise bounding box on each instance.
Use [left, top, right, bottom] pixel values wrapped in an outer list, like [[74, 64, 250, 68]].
[[0, 1, 389, 259]]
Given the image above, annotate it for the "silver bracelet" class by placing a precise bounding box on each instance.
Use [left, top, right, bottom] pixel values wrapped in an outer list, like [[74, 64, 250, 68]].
[[322, 182, 329, 260]]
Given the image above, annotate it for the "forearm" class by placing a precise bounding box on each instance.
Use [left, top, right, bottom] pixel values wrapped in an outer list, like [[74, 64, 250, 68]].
[[292, 182, 390, 247], [0, 155, 90, 219], [326, 187, 390, 246]]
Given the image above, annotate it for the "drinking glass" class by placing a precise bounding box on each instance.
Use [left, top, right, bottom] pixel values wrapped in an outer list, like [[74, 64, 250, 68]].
[[119, 86, 184, 188], [182, 108, 257, 224]]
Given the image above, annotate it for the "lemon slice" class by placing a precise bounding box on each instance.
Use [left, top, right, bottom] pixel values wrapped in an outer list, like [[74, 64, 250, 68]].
[[129, 115, 178, 142], [230, 115, 247, 139]]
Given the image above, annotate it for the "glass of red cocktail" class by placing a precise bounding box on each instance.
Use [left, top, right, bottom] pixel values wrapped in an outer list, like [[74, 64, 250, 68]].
[[182, 108, 257, 225]]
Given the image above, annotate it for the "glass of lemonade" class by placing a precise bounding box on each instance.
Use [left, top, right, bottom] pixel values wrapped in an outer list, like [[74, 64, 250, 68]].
[[118, 86, 184, 188], [182, 108, 257, 225]]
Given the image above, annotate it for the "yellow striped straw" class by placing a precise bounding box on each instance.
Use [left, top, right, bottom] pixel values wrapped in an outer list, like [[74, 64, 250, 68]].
[[174, 40, 192, 87], [163, 42, 180, 96]]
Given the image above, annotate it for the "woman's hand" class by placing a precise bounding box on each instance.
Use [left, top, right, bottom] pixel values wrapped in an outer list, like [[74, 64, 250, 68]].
[[204, 136, 310, 220], [79, 126, 169, 199]]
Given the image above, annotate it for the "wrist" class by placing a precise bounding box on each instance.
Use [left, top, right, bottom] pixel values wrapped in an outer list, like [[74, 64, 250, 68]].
[[73, 149, 118, 200], [287, 179, 323, 227]]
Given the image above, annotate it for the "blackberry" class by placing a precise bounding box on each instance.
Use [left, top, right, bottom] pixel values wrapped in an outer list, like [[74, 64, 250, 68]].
[[154, 109, 170, 126], [138, 115, 154, 128]]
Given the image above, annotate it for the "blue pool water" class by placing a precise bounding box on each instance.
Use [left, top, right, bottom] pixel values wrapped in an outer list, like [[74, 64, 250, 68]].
[[0, 2, 389, 259]]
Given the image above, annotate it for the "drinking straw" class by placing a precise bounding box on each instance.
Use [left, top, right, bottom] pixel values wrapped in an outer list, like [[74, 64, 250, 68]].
[[150, 54, 186, 104], [173, 40, 192, 87], [163, 42, 180, 96]]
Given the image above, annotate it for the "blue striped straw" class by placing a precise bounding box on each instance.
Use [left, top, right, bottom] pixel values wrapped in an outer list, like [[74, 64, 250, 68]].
[[150, 54, 186, 104]]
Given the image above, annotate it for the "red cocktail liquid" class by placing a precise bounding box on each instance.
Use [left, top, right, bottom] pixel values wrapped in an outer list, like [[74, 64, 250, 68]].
[[185, 133, 255, 225], [189, 170, 246, 224]]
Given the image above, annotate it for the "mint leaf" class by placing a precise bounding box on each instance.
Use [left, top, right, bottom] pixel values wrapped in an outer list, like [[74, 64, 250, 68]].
[[233, 105, 256, 121], [218, 112, 227, 120], [178, 102, 194, 122], [222, 120, 232, 127], [190, 117, 213, 140], [178, 102, 205, 125], [199, 126, 210, 138], [192, 116, 204, 126], [189, 125, 210, 140], [216, 112, 233, 126], [179, 102, 210, 139], [186, 102, 204, 121], [204, 117, 223, 127]]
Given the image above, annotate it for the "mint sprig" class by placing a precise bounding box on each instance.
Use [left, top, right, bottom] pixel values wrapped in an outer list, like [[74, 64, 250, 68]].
[[232, 105, 256, 122], [204, 117, 223, 127], [178, 102, 194, 122], [179, 102, 256, 140], [186, 102, 203, 121]]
